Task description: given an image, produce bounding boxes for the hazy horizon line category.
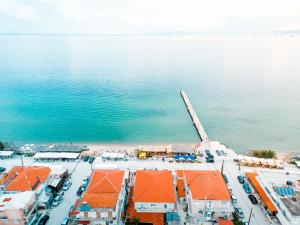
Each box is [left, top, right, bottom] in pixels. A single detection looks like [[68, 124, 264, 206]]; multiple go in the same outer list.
[[0, 30, 299, 36]]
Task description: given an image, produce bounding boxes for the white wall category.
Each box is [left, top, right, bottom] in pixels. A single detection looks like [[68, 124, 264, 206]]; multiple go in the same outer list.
[[134, 202, 175, 212]]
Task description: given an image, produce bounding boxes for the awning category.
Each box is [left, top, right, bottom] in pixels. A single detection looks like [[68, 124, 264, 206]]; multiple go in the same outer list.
[[246, 172, 278, 214]]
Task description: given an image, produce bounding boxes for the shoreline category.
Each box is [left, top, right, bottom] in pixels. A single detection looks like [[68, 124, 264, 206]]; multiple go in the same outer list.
[[3, 141, 299, 158]]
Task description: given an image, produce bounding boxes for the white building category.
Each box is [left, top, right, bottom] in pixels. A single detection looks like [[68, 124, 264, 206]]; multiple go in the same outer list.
[[76, 170, 128, 225], [178, 170, 234, 222], [133, 170, 176, 213]]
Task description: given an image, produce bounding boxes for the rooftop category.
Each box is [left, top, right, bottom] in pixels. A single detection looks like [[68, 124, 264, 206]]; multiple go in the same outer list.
[[246, 172, 278, 214], [0, 191, 35, 210], [133, 170, 176, 203], [179, 170, 231, 200], [81, 170, 125, 209], [2, 166, 51, 192]]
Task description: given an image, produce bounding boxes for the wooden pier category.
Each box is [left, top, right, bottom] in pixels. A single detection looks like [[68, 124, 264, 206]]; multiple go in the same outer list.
[[180, 91, 209, 142]]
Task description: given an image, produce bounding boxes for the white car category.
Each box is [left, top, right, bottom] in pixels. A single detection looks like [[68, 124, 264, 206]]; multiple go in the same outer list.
[[63, 180, 72, 191], [52, 195, 63, 207], [231, 194, 237, 204], [82, 177, 89, 187]]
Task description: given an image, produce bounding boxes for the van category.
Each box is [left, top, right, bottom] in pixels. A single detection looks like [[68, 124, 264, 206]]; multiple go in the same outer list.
[[231, 194, 237, 204]]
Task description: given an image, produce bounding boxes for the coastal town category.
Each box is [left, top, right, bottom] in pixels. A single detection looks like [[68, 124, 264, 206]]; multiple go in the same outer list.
[[0, 93, 299, 225], [0, 142, 299, 225]]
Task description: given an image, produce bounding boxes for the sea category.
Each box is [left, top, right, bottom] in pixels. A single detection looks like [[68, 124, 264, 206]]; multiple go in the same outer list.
[[0, 34, 299, 152]]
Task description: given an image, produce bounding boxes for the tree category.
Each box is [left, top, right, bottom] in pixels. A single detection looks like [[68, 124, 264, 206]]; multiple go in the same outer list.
[[131, 217, 139, 225], [251, 149, 276, 159], [0, 141, 4, 151]]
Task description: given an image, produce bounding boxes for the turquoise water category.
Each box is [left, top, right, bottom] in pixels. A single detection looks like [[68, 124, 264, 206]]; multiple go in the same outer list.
[[0, 35, 299, 152]]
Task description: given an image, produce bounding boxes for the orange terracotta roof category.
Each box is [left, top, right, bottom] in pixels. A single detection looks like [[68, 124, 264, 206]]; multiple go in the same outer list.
[[0, 166, 24, 185], [128, 187, 164, 225], [176, 170, 184, 178], [246, 172, 277, 214], [177, 179, 185, 198], [3, 166, 51, 191], [133, 170, 176, 203], [179, 170, 230, 200], [218, 219, 234, 225], [82, 170, 124, 209]]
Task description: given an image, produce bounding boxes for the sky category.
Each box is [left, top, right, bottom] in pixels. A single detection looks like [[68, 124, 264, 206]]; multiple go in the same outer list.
[[0, 0, 299, 34]]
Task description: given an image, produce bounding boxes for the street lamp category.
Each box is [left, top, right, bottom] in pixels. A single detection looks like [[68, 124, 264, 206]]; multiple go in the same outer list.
[[248, 208, 253, 224]]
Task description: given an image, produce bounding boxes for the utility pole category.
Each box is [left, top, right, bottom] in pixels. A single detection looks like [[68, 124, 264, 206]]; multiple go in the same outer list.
[[221, 160, 224, 174], [248, 208, 253, 224], [20, 154, 24, 166]]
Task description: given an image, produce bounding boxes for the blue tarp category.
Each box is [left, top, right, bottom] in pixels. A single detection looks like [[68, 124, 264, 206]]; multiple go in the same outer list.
[[165, 212, 180, 221], [174, 155, 196, 161], [275, 187, 295, 196]]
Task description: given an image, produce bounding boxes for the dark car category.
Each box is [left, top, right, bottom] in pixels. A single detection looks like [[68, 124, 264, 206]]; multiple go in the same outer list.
[[88, 157, 95, 164], [248, 194, 258, 204], [206, 156, 214, 163], [0, 167, 6, 173], [82, 156, 89, 162], [77, 186, 84, 196], [234, 207, 244, 219], [216, 150, 222, 156], [237, 176, 244, 184], [205, 149, 211, 156], [221, 150, 227, 156], [38, 215, 49, 225], [223, 174, 228, 183]]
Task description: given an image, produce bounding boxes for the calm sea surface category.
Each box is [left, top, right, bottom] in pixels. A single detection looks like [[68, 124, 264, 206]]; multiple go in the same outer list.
[[0, 35, 299, 152]]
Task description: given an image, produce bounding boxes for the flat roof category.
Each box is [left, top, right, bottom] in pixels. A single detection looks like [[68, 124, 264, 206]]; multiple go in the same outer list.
[[33, 152, 79, 159], [0, 191, 35, 210], [133, 170, 176, 203], [171, 144, 195, 153], [0, 151, 15, 156]]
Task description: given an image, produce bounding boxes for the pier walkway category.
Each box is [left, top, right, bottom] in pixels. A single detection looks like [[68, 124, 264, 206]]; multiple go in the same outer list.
[[180, 91, 209, 142]]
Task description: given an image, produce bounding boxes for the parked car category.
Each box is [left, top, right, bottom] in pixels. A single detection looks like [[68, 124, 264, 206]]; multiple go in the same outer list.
[[206, 156, 214, 163], [222, 174, 228, 183], [216, 150, 222, 156], [77, 186, 84, 196], [82, 177, 89, 187], [38, 214, 49, 225], [221, 150, 228, 156], [286, 180, 293, 186], [234, 207, 244, 219], [61, 218, 69, 225], [227, 185, 233, 194], [248, 194, 258, 204], [63, 180, 72, 191], [243, 183, 252, 194], [205, 149, 212, 156], [237, 175, 245, 184], [0, 167, 6, 173], [88, 157, 95, 164], [53, 195, 63, 207], [82, 156, 89, 162], [231, 194, 237, 204]]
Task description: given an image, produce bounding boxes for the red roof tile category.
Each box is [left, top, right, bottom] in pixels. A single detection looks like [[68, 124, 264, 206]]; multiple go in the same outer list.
[[179, 170, 230, 200], [3, 166, 51, 192], [82, 170, 124, 209], [133, 170, 176, 203]]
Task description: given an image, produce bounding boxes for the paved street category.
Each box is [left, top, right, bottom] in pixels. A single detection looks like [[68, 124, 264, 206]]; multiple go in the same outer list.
[[0, 150, 282, 225]]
